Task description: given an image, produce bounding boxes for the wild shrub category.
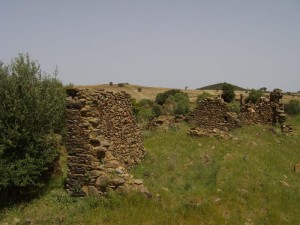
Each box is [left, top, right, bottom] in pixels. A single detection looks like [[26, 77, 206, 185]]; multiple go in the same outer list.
[[245, 89, 265, 103], [228, 101, 240, 113], [131, 99, 161, 123], [168, 93, 190, 115], [152, 103, 162, 117], [0, 54, 66, 199], [155, 89, 185, 105], [139, 99, 154, 107], [285, 100, 300, 115], [221, 83, 236, 103]]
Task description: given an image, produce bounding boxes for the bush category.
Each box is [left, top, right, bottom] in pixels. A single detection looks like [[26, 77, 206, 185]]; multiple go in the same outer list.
[[285, 100, 300, 115], [0, 54, 66, 199], [131, 98, 140, 116], [221, 83, 236, 103], [137, 87, 142, 92], [245, 89, 265, 103], [139, 99, 154, 107], [155, 89, 186, 105], [196, 92, 214, 102], [109, 82, 113, 86], [131, 99, 161, 123], [228, 101, 240, 113], [137, 108, 155, 123], [168, 93, 190, 115], [152, 103, 162, 117]]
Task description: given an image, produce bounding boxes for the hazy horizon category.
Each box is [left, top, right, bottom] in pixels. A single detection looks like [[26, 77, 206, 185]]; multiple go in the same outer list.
[[1, 1, 299, 91]]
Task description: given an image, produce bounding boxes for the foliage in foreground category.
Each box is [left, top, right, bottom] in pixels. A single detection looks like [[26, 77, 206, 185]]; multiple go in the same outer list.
[[0, 54, 66, 200], [1, 116, 300, 224]]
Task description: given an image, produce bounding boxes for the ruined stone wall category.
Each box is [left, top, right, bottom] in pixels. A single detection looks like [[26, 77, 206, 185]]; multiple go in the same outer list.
[[238, 89, 286, 126], [188, 98, 241, 131], [65, 88, 148, 197], [238, 98, 275, 125], [187, 89, 291, 136]]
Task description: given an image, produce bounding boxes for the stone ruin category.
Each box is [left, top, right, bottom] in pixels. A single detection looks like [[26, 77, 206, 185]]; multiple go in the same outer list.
[[239, 89, 292, 134], [239, 89, 285, 125], [187, 89, 293, 136], [187, 97, 241, 132], [65, 88, 150, 197]]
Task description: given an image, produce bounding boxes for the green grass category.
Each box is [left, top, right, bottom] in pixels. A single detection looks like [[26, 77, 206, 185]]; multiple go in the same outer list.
[[1, 116, 300, 224]]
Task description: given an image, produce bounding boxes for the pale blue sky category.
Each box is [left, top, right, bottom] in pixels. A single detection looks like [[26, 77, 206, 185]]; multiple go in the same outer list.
[[1, 0, 299, 91]]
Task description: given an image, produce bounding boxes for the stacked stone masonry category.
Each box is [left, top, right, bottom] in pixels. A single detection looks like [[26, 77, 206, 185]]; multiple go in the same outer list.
[[187, 89, 292, 135], [239, 89, 286, 126], [66, 88, 149, 197], [187, 98, 241, 131]]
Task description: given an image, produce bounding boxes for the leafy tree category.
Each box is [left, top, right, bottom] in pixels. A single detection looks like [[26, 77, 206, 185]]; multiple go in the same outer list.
[[221, 83, 236, 103], [0, 54, 66, 200], [245, 89, 265, 103]]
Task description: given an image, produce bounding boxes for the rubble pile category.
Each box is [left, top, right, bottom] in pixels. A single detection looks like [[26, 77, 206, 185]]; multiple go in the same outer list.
[[188, 127, 233, 139]]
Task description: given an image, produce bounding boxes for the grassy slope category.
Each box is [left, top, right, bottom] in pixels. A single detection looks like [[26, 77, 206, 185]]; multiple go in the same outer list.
[[1, 116, 300, 225]]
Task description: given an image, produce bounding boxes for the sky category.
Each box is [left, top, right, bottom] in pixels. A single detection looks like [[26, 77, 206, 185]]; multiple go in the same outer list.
[[0, 0, 299, 91]]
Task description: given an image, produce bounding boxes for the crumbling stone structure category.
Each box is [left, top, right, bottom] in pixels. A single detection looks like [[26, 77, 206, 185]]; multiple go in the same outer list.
[[187, 98, 241, 131], [66, 88, 149, 197], [239, 89, 292, 134], [187, 89, 292, 136], [238, 96, 275, 125]]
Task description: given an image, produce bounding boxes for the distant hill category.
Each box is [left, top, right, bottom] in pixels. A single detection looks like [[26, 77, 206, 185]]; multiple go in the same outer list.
[[197, 82, 247, 91]]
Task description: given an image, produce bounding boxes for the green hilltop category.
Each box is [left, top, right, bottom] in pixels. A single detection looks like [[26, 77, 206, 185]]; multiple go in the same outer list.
[[197, 82, 247, 91]]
